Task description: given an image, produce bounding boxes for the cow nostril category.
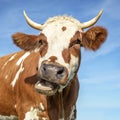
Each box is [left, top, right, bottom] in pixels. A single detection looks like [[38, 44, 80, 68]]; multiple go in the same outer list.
[[57, 67, 66, 79], [57, 67, 64, 75]]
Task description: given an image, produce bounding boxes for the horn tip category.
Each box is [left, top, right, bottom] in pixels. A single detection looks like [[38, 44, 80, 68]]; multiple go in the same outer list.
[[23, 10, 26, 16], [99, 9, 104, 15]]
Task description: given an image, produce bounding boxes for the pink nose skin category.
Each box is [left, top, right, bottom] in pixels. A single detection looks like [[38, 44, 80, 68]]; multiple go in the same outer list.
[[40, 63, 67, 84]]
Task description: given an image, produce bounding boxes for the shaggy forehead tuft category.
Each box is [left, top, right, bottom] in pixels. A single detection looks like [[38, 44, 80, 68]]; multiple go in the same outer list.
[[44, 16, 81, 27]]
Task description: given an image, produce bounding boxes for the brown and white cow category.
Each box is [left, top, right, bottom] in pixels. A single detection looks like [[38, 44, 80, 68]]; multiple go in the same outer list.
[[0, 10, 107, 120]]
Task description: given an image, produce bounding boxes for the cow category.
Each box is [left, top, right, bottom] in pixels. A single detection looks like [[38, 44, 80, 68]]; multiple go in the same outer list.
[[0, 10, 107, 120]]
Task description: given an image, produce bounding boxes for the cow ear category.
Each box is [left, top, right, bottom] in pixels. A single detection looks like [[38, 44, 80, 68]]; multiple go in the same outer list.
[[81, 26, 108, 51], [12, 32, 39, 51]]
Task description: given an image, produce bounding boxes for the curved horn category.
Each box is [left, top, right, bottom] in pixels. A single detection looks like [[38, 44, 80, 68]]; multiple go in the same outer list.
[[81, 10, 103, 29], [23, 11, 44, 30]]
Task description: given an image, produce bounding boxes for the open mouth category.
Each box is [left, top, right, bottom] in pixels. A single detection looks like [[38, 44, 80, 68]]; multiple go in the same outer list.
[[35, 78, 59, 96]]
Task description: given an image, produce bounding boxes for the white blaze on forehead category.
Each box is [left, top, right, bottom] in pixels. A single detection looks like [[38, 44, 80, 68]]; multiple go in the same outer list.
[[24, 107, 39, 120], [11, 52, 30, 87], [39, 17, 81, 74]]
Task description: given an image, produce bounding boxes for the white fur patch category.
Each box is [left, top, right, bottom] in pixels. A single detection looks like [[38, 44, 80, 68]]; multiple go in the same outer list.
[[40, 102, 45, 111], [24, 107, 39, 120], [34, 48, 40, 53], [11, 61, 24, 87], [69, 105, 76, 120], [2, 53, 17, 69], [42, 117, 47, 120], [11, 52, 30, 87], [16, 52, 30, 66]]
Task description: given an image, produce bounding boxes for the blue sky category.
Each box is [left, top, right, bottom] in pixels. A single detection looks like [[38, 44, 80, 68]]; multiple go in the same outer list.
[[0, 0, 120, 120]]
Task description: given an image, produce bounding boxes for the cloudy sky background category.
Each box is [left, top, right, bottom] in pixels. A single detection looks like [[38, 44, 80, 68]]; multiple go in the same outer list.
[[0, 0, 120, 120]]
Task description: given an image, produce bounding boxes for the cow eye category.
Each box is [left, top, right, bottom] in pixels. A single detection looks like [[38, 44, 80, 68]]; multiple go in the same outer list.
[[69, 39, 81, 48], [74, 39, 81, 44], [39, 39, 44, 45]]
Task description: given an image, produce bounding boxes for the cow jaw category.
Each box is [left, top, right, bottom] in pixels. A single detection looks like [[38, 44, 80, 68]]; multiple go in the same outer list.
[[35, 78, 59, 96]]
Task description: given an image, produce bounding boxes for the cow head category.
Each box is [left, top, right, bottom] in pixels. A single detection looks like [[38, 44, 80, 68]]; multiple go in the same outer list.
[[12, 10, 107, 96]]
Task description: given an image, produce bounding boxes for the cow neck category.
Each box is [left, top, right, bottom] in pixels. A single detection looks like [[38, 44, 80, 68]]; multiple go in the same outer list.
[[47, 76, 78, 120], [58, 91, 64, 119], [58, 79, 73, 120]]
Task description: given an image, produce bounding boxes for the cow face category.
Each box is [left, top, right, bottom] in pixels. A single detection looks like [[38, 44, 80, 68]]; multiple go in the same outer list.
[[12, 11, 107, 96], [37, 19, 82, 95]]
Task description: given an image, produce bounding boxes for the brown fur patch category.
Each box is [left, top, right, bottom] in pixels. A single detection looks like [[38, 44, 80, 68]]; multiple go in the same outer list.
[[12, 33, 48, 53], [70, 31, 81, 45], [69, 31, 81, 57], [82, 26, 108, 51], [62, 49, 71, 63], [12, 33, 39, 51], [38, 34, 48, 57], [40, 44, 48, 57], [69, 45, 80, 57], [49, 56, 57, 62], [62, 26, 67, 31]]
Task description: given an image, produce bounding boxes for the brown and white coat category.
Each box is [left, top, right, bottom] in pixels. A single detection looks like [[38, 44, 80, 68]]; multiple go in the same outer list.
[[0, 10, 107, 120]]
